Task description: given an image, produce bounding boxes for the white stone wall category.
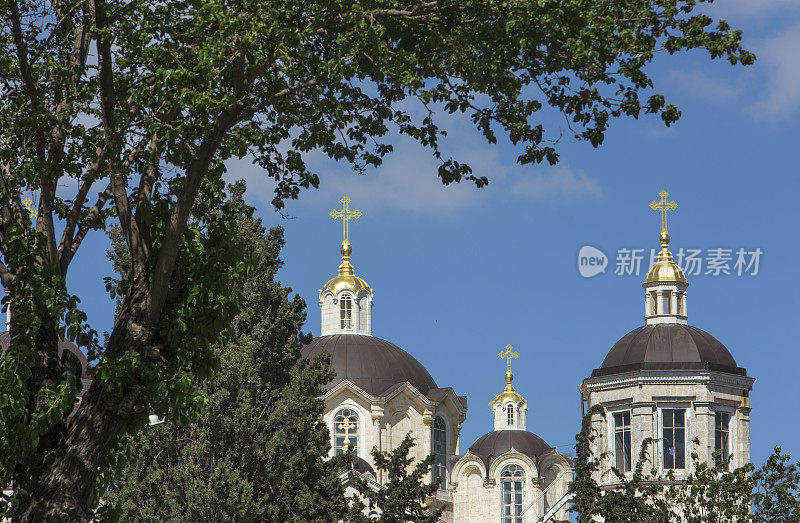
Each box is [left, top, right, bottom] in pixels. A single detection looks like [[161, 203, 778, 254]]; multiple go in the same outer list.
[[322, 381, 466, 489], [582, 371, 755, 486], [451, 452, 571, 522], [492, 400, 527, 431], [320, 289, 373, 336]]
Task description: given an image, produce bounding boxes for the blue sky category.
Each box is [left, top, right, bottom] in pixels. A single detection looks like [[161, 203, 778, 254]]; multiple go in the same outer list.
[[22, 0, 799, 467]]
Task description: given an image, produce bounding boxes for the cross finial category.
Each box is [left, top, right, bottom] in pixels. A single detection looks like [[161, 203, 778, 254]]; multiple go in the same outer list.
[[649, 189, 678, 234], [329, 196, 362, 243], [22, 197, 37, 220], [498, 344, 519, 371]]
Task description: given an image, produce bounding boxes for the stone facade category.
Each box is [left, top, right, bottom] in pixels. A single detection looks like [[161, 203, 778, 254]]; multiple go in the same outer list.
[[450, 449, 572, 523], [581, 370, 754, 486]]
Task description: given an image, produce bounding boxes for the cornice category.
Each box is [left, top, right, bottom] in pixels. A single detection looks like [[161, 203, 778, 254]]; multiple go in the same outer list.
[[583, 370, 755, 393]]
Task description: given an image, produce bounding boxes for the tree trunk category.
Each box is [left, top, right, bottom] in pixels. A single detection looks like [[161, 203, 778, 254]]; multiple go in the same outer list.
[[11, 300, 153, 522]]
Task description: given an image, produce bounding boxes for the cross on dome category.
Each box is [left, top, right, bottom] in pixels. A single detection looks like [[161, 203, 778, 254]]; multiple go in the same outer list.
[[330, 196, 362, 243], [498, 344, 519, 371], [22, 197, 37, 220], [649, 189, 678, 235]]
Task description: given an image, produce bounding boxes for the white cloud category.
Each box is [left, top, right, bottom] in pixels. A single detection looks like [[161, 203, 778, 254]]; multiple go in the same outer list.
[[712, 0, 800, 17], [668, 68, 740, 102], [511, 165, 602, 201], [224, 108, 603, 217], [750, 25, 800, 119]]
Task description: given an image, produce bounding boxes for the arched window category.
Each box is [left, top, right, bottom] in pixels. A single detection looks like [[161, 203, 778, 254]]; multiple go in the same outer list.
[[333, 408, 359, 455], [501, 463, 525, 523], [432, 417, 447, 487], [507, 403, 515, 426], [340, 294, 353, 329]]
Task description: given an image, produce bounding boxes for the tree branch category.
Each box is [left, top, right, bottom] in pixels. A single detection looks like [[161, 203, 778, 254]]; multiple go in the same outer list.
[[148, 105, 242, 324], [58, 181, 113, 274]]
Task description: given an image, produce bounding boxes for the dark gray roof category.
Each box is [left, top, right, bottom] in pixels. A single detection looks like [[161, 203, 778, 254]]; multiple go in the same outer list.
[[352, 455, 375, 477], [0, 331, 90, 380], [592, 324, 746, 377], [300, 334, 438, 397], [468, 430, 554, 463]]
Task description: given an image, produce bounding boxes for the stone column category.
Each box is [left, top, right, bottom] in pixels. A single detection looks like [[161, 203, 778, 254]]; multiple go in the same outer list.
[[670, 291, 678, 316], [683, 292, 688, 317], [645, 292, 652, 318], [423, 413, 434, 483], [737, 406, 752, 468], [632, 402, 655, 474], [692, 401, 715, 466], [656, 290, 664, 315], [371, 407, 384, 483]]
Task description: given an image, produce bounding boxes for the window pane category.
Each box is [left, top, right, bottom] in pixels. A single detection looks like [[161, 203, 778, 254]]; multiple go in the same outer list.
[[664, 429, 674, 469], [624, 431, 632, 472], [675, 428, 685, 469]]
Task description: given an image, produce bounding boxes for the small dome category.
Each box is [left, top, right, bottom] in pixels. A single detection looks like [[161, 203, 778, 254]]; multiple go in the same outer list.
[[320, 274, 372, 298], [644, 259, 687, 284], [469, 430, 553, 462], [593, 324, 746, 377], [643, 231, 687, 284], [301, 334, 437, 396], [352, 455, 375, 477]]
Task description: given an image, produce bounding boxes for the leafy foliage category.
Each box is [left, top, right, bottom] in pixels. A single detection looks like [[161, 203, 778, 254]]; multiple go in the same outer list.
[[569, 406, 800, 522], [0, 0, 755, 516], [350, 433, 443, 523], [102, 182, 350, 521]]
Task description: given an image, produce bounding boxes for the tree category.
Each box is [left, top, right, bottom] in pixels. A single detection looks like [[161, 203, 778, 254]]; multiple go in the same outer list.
[[100, 183, 350, 521], [569, 406, 800, 522], [0, 0, 754, 518], [350, 433, 443, 523], [751, 447, 800, 522]]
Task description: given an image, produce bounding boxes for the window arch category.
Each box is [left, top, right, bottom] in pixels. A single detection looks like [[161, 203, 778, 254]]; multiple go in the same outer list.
[[501, 463, 525, 523], [340, 294, 353, 329], [506, 403, 515, 426], [432, 417, 447, 487], [333, 407, 359, 456]]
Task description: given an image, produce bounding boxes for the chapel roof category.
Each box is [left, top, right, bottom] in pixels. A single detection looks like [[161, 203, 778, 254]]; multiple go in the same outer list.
[[592, 323, 746, 377], [301, 334, 441, 398], [468, 430, 554, 464]]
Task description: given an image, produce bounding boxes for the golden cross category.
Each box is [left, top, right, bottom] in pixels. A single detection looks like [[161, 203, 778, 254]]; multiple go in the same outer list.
[[649, 189, 678, 233], [498, 344, 519, 371], [329, 196, 362, 242], [22, 197, 37, 220], [338, 421, 356, 432]]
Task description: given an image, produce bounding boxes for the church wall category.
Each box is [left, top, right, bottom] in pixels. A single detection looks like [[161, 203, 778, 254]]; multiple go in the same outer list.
[[584, 371, 754, 486], [323, 390, 374, 462]]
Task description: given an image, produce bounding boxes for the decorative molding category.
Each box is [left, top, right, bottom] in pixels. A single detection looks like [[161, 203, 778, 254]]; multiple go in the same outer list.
[[584, 371, 755, 393]]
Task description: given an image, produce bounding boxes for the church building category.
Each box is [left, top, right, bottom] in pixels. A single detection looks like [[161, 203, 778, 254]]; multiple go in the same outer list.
[[580, 191, 754, 487], [300, 197, 573, 522]]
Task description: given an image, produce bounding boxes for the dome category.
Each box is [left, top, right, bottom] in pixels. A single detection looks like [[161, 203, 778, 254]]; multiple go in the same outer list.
[[468, 430, 553, 462], [301, 334, 437, 396], [352, 455, 375, 477], [320, 274, 372, 298], [0, 331, 90, 380], [592, 324, 746, 377], [644, 230, 687, 284], [644, 259, 687, 284]]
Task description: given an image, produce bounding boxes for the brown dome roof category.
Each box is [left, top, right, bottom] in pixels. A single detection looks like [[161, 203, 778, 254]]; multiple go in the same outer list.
[[0, 331, 90, 380], [592, 324, 746, 377], [469, 430, 554, 462], [300, 334, 437, 396]]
